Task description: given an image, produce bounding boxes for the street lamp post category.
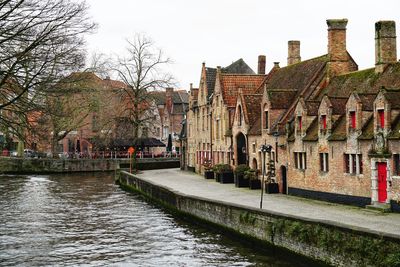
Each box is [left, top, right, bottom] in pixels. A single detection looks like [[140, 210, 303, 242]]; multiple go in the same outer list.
[[260, 143, 272, 209]]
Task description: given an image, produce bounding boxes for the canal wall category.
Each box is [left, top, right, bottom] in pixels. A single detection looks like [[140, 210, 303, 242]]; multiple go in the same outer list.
[[0, 157, 180, 174], [118, 171, 400, 267]]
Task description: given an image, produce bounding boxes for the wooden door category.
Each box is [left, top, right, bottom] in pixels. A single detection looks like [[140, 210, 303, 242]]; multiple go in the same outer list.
[[377, 162, 387, 203]]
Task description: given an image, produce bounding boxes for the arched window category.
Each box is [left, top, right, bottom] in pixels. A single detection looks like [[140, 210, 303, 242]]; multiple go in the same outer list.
[[238, 105, 243, 126]]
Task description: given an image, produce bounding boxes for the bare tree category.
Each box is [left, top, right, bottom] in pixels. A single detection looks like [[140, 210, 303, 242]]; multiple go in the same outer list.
[[114, 34, 174, 139], [0, 0, 96, 151]]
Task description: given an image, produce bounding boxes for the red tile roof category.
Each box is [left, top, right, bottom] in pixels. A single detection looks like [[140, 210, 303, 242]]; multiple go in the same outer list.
[[242, 94, 262, 126], [220, 74, 265, 107]]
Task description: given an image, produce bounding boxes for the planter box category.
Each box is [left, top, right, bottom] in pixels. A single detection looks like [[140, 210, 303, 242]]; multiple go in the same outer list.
[[249, 179, 261, 190], [204, 170, 214, 179], [266, 182, 279, 194], [234, 173, 249, 187], [215, 173, 221, 183], [220, 172, 234, 184]]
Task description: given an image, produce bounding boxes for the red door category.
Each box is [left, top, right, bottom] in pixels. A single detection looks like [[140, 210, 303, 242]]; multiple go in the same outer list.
[[377, 162, 387, 203]]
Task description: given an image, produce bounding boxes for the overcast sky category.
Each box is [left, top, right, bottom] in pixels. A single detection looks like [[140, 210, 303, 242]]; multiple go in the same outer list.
[[86, 0, 399, 90]]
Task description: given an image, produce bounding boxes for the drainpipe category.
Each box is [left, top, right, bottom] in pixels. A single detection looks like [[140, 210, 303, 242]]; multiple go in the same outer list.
[[210, 110, 213, 165], [246, 133, 249, 166]]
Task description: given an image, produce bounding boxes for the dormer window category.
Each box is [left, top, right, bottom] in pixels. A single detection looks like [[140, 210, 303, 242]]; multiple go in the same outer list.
[[264, 110, 269, 129], [378, 109, 384, 129], [297, 116, 302, 131], [321, 115, 327, 130], [349, 111, 356, 129]]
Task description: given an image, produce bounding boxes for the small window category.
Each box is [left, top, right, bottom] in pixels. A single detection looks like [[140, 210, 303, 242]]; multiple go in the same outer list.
[[264, 111, 269, 129], [252, 143, 256, 153], [297, 116, 302, 131], [394, 154, 400, 176], [344, 153, 363, 174], [349, 111, 356, 129], [294, 152, 307, 170], [378, 109, 384, 129], [321, 115, 327, 130], [238, 106, 243, 126], [319, 153, 329, 172]]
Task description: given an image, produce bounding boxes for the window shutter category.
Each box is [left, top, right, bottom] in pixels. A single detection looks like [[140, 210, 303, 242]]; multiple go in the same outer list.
[[378, 110, 384, 129], [350, 112, 356, 129]]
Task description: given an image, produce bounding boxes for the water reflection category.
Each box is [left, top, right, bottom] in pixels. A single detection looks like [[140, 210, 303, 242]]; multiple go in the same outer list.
[[0, 172, 322, 266]]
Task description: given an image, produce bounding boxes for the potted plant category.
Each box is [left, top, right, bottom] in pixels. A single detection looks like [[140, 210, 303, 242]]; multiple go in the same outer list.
[[265, 174, 280, 193], [246, 169, 261, 189], [213, 164, 223, 182], [218, 164, 234, 184], [203, 160, 214, 179], [234, 164, 250, 187]]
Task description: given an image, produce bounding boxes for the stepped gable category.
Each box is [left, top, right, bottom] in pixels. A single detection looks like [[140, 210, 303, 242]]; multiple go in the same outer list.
[[318, 62, 400, 99], [220, 74, 265, 108], [241, 94, 262, 125]]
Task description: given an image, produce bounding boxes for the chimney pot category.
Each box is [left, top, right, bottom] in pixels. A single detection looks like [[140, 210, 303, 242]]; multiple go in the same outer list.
[[273, 62, 280, 68], [287, 40, 301, 65], [375, 20, 397, 73], [257, 55, 266, 74]]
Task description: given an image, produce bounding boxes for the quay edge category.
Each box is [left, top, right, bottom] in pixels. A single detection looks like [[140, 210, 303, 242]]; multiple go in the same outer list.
[[117, 170, 400, 267]]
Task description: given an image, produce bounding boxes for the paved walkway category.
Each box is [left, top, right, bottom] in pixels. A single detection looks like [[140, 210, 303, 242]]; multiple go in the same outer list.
[[135, 168, 400, 238]]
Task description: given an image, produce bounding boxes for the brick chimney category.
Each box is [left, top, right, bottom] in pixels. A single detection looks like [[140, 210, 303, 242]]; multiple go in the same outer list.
[[327, 19, 352, 77], [166, 87, 173, 113], [258, 55, 266, 74], [287, 40, 301, 65], [375, 20, 397, 73]]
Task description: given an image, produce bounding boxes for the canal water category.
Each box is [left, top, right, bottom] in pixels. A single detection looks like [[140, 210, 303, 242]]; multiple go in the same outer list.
[[0, 172, 321, 266]]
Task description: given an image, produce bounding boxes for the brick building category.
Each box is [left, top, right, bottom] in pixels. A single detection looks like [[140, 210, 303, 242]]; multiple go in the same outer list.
[[152, 87, 189, 154], [184, 19, 400, 211]]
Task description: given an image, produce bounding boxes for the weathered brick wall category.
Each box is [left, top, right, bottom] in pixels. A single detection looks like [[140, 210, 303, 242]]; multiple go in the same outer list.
[[287, 140, 372, 199]]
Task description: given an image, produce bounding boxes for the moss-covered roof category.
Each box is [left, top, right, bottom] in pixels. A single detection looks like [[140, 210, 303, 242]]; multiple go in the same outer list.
[[303, 117, 319, 141], [388, 113, 400, 139], [329, 97, 348, 115], [327, 114, 347, 141], [305, 101, 320, 116], [358, 93, 376, 111], [242, 94, 262, 126], [267, 89, 298, 109], [248, 116, 261, 136], [358, 115, 374, 140], [384, 89, 400, 109], [265, 55, 328, 91], [318, 62, 400, 99]]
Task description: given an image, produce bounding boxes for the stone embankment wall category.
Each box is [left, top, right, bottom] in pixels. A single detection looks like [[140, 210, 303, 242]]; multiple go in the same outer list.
[[0, 157, 180, 174], [118, 171, 400, 267]]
